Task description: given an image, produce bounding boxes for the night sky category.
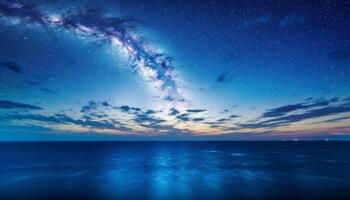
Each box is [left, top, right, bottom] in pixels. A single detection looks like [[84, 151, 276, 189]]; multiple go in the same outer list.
[[0, 0, 350, 140]]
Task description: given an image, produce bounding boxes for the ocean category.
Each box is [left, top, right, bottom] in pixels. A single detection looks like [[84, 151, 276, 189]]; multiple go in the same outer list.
[[0, 141, 349, 199]]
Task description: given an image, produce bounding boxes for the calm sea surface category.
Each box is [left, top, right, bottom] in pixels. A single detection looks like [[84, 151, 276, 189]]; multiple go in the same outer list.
[[0, 141, 350, 200]]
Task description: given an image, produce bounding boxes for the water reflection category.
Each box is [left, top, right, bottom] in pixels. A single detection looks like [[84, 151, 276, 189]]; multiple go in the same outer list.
[[0, 142, 350, 199]]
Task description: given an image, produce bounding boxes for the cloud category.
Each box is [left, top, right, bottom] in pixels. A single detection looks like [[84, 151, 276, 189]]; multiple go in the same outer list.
[[25, 79, 58, 95], [1, 62, 22, 74], [280, 12, 306, 27], [80, 101, 162, 129], [5, 112, 132, 132], [217, 118, 230, 122], [119, 105, 141, 113], [186, 109, 206, 113], [164, 96, 174, 101], [134, 113, 165, 125], [191, 117, 205, 122], [237, 15, 270, 30], [262, 98, 338, 118], [80, 101, 115, 118], [229, 115, 240, 118], [312, 116, 350, 124], [0, 100, 42, 110], [238, 98, 350, 129], [216, 71, 233, 83], [328, 49, 350, 60], [102, 101, 110, 107], [80, 101, 98, 113], [169, 108, 179, 116], [144, 109, 157, 115], [176, 113, 190, 122]]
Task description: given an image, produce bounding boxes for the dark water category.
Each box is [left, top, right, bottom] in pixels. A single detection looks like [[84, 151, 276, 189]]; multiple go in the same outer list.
[[0, 141, 350, 200]]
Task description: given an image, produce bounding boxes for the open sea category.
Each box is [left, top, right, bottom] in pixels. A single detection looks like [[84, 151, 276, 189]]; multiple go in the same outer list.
[[0, 141, 350, 200]]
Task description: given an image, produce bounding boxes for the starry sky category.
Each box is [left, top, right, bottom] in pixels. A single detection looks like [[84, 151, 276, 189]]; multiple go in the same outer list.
[[0, 0, 350, 140]]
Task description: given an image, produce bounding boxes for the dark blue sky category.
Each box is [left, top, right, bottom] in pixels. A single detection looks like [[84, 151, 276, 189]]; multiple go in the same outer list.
[[0, 0, 349, 140]]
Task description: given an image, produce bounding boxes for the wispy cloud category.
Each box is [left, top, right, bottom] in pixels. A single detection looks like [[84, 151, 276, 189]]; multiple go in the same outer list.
[[80, 101, 98, 113], [229, 115, 240, 118], [4, 113, 132, 132], [169, 108, 179, 116], [262, 98, 339, 118], [1, 62, 22, 74], [238, 97, 350, 129], [216, 71, 233, 83], [118, 105, 142, 114], [186, 109, 206, 113], [312, 116, 350, 124], [176, 113, 190, 122], [0, 100, 42, 110]]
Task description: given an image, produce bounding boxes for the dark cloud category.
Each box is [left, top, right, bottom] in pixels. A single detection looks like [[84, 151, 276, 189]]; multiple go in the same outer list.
[[1, 62, 22, 74], [5, 113, 131, 132], [80, 100, 114, 114], [205, 121, 225, 125], [203, 117, 233, 127], [209, 124, 222, 129], [312, 116, 350, 124], [144, 109, 157, 115], [217, 118, 230, 122], [0, 100, 42, 110], [191, 118, 205, 122], [229, 115, 240, 118], [216, 71, 233, 83], [118, 105, 142, 114], [176, 113, 190, 122], [262, 98, 338, 118], [186, 109, 206, 113], [102, 101, 110, 107], [134, 114, 165, 125], [80, 102, 160, 127], [137, 123, 186, 134], [328, 49, 350, 60], [88, 112, 109, 119], [81, 101, 98, 113], [164, 96, 174, 101], [25, 79, 57, 95], [239, 100, 350, 129], [169, 108, 179, 116]]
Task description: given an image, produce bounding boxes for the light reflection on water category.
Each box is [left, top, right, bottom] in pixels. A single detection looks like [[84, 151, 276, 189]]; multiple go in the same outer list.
[[0, 141, 350, 199]]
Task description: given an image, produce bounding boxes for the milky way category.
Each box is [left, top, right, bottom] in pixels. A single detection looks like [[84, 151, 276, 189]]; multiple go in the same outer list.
[[0, 1, 182, 102]]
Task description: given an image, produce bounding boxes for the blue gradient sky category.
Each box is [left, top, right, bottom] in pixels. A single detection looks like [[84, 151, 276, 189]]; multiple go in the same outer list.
[[0, 0, 350, 140]]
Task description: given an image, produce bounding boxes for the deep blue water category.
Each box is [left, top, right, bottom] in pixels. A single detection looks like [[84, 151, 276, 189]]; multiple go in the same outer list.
[[0, 141, 350, 200]]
